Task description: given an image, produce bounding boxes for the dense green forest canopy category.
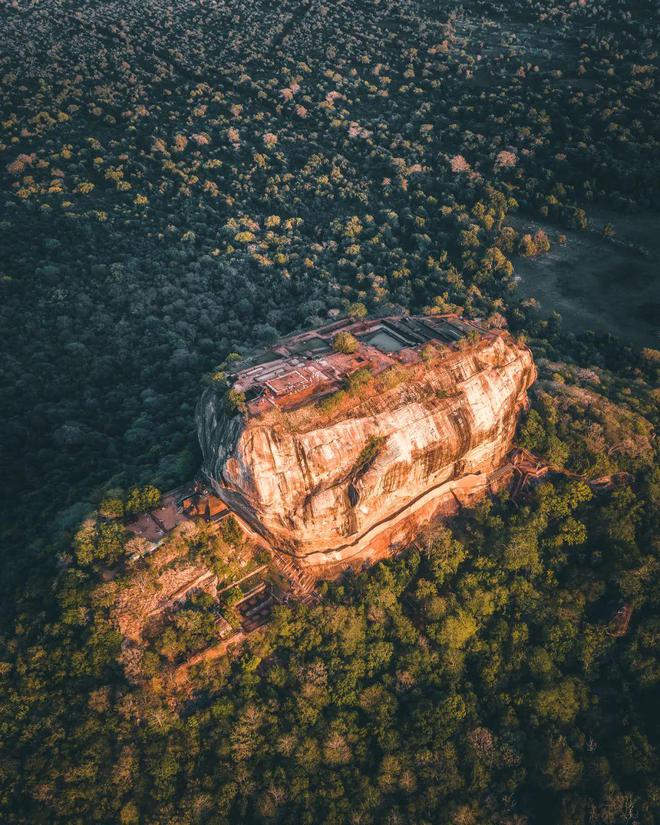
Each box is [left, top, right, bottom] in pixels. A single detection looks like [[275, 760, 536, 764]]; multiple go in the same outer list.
[[0, 0, 658, 822]]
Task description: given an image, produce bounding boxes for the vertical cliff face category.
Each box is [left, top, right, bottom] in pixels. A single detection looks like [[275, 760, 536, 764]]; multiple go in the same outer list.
[[197, 320, 536, 565]]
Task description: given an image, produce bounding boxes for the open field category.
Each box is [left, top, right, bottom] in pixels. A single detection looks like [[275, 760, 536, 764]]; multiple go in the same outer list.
[[513, 210, 660, 348]]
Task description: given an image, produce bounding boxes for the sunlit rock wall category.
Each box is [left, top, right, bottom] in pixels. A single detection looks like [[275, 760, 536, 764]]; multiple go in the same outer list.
[[197, 332, 535, 565]]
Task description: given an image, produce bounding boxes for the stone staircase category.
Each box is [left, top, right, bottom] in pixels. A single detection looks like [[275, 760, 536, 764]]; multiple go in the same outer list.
[[272, 554, 320, 605], [240, 592, 275, 633]]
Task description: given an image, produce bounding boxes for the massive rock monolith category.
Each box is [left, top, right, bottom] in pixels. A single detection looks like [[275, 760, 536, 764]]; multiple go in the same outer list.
[[197, 316, 535, 569]]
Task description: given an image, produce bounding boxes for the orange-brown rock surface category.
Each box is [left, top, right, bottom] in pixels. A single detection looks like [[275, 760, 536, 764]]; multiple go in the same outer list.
[[197, 319, 535, 567]]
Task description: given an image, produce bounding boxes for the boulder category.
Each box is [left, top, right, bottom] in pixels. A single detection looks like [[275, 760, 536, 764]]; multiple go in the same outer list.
[[197, 322, 535, 567]]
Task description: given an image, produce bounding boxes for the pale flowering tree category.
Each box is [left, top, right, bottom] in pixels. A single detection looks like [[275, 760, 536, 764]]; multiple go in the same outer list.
[[279, 82, 300, 101], [348, 122, 371, 139], [485, 312, 508, 329], [117, 643, 146, 685], [243, 216, 260, 232], [450, 154, 470, 173], [124, 536, 152, 559], [7, 153, 35, 175], [191, 133, 210, 146], [467, 726, 495, 756], [263, 132, 278, 148], [495, 150, 517, 169], [227, 127, 240, 147]]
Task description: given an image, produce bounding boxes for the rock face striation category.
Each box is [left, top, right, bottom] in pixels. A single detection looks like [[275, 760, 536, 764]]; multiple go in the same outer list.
[[197, 316, 536, 569]]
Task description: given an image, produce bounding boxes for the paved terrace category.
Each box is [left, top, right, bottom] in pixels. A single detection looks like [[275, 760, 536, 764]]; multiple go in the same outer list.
[[230, 315, 491, 415]]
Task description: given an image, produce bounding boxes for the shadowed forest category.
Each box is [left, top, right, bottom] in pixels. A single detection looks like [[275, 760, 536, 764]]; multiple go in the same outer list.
[[0, 0, 658, 823]]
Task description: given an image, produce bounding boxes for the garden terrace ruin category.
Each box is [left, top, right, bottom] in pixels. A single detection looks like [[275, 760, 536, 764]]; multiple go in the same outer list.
[[124, 482, 230, 554], [227, 315, 482, 415], [197, 315, 536, 571]]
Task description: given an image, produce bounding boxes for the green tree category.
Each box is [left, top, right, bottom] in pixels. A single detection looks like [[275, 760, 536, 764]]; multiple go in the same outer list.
[[220, 515, 243, 547], [347, 302, 368, 319], [541, 737, 583, 790], [74, 518, 125, 566], [332, 331, 359, 354], [438, 610, 478, 649], [125, 485, 160, 515]]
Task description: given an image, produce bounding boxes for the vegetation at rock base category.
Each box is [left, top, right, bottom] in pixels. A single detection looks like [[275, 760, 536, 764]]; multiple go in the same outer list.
[[226, 388, 248, 414], [0, 0, 658, 822], [153, 590, 219, 664], [220, 514, 244, 548], [317, 365, 383, 415], [317, 388, 349, 415], [344, 366, 374, 395], [2, 468, 659, 824]]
